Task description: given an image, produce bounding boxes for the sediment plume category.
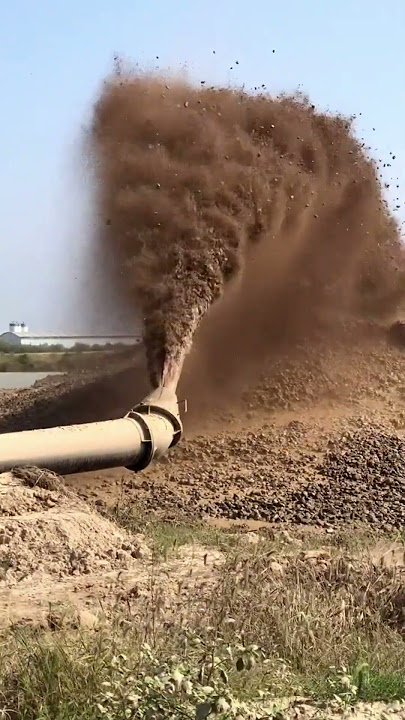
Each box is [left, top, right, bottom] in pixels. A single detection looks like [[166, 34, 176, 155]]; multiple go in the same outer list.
[[89, 71, 405, 391]]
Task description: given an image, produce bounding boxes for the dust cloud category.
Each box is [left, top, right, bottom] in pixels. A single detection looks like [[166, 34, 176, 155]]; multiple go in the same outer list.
[[89, 70, 405, 398]]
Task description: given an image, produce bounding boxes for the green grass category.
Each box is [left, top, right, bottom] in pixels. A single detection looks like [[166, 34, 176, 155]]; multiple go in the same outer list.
[[354, 669, 405, 702], [295, 665, 405, 704], [147, 522, 243, 558], [1, 516, 405, 718], [103, 501, 244, 558], [0, 619, 404, 719], [0, 627, 278, 720]]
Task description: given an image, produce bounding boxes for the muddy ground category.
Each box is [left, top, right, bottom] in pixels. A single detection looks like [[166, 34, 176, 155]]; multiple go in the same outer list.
[[0, 320, 404, 628]]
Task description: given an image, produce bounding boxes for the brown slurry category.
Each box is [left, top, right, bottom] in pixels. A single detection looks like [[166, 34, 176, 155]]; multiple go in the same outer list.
[[2, 75, 402, 435], [89, 71, 405, 393]]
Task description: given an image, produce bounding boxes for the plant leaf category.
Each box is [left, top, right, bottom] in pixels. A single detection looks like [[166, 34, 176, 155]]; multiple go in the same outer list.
[[195, 701, 213, 719]]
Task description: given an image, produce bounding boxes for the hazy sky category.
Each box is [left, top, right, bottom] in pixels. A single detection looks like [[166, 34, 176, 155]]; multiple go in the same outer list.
[[0, 0, 404, 333]]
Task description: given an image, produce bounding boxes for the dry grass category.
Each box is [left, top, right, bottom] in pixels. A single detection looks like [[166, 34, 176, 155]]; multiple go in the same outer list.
[[212, 542, 405, 686], [0, 520, 404, 718]]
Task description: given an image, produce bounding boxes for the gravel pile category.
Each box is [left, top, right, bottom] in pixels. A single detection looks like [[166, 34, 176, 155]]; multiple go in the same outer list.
[[208, 428, 405, 529], [121, 408, 405, 530], [243, 331, 403, 413]]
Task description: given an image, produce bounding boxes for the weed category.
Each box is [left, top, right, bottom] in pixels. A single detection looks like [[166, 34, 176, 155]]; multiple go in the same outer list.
[[103, 502, 242, 558]]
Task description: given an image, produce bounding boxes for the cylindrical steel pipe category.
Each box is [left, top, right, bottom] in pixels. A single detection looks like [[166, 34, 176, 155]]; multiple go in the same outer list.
[[0, 386, 183, 475]]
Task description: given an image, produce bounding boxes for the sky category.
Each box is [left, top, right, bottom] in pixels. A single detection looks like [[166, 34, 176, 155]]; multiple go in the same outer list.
[[0, 0, 404, 333]]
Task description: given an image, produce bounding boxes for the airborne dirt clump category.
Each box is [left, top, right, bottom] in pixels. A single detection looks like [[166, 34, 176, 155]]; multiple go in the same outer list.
[[0, 75, 404, 435], [89, 71, 405, 393]]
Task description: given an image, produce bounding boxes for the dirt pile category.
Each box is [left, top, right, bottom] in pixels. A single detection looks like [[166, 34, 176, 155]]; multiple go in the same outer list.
[[94, 334, 405, 531], [0, 468, 145, 587], [89, 71, 405, 394], [180, 318, 393, 420]]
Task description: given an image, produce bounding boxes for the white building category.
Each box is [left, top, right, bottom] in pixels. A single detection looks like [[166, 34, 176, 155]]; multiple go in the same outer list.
[[0, 322, 142, 349]]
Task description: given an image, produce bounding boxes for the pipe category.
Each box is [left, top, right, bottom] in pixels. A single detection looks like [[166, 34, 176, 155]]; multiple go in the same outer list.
[[0, 386, 183, 476]]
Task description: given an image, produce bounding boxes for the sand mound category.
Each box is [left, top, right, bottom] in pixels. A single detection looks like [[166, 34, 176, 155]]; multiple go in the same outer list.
[[0, 469, 145, 586], [0, 468, 225, 628]]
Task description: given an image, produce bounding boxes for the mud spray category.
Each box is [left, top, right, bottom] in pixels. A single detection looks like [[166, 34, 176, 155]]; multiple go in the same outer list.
[[89, 71, 405, 399], [1, 70, 404, 435]]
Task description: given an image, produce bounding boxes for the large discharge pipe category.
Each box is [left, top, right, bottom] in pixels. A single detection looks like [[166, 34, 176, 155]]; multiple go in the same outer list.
[[0, 386, 183, 475]]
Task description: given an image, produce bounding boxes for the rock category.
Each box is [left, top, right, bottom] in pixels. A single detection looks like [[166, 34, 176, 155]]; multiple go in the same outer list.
[[269, 561, 284, 575], [77, 609, 99, 629]]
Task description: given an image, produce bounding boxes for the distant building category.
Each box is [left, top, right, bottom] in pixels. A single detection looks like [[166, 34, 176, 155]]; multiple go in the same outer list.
[[0, 322, 142, 349]]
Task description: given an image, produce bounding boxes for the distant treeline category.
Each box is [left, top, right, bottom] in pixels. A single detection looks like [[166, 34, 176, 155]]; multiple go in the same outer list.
[[0, 342, 137, 354]]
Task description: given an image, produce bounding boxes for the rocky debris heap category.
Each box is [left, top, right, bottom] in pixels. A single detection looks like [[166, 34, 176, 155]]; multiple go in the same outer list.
[[242, 330, 404, 413], [210, 428, 405, 529]]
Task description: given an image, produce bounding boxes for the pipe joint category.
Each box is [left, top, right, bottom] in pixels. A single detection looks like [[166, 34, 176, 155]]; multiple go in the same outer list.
[[130, 403, 182, 447], [124, 386, 183, 472]]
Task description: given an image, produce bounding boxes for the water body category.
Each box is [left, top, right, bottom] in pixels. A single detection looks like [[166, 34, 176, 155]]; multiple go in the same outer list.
[[0, 372, 63, 390]]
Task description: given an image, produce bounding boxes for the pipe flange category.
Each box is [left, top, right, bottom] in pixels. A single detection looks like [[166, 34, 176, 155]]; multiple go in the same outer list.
[[125, 411, 155, 472], [132, 403, 182, 448]]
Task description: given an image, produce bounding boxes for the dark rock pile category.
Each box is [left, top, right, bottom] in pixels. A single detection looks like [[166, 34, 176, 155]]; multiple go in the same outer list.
[[210, 429, 405, 529]]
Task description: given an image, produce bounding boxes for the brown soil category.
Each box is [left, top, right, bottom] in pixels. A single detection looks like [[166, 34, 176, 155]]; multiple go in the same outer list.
[[0, 467, 222, 627], [61, 326, 405, 528]]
